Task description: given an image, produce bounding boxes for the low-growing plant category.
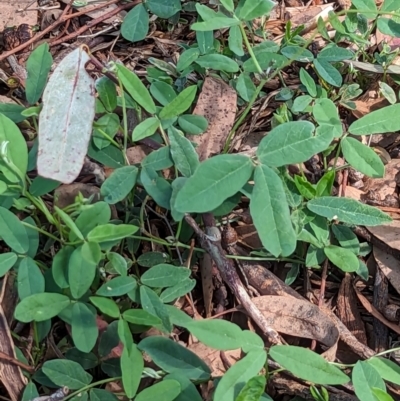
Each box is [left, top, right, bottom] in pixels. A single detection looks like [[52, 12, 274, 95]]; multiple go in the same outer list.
[[1, 0, 400, 400]]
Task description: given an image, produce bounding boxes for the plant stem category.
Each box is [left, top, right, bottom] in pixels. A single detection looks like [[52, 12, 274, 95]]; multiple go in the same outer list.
[[63, 377, 121, 401]]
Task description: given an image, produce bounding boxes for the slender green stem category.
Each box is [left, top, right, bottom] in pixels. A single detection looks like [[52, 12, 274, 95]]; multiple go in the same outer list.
[[94, 127, 121, 149], [21, 222, 61, 243], [64, 377, 121, 401], [374, 346, 400, 358], [117, 76, 129, 163], [239, 23, 263, 75]]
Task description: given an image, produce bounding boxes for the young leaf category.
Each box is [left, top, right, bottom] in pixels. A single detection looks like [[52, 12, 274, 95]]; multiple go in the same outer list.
[[121, 4, 149, 42], [0, 206, 29, 254], [71, 302, 98, 352], [121, 344, 144, 398], [135, 380, 181, 401], [55, 206, 84, 241], [168, 127, 199, 177], [100, 165, 138, 204], [195, 54, 239, 72], [186, 319, 243, 351], [236, 73, 256, 102], [214, 350, 267, 401], [160, 278, 196, 303], [317, 46, 353, 62], [324, 245, 359, 272], [313, 59, 342, 87], [312, 98, 342, 138], [341, 137, 384, 178], [38, 47, 95, 184], [348, 104, 400, 135], [141, 264, 191, 288], [18, 257, 45, 299], [96, 276, 137, 297], [68, 246, 97, 299], [141, 146, 173, 171], [116, 64, 156, 114], [30, 176, 60, 196], [256, 121, 333, 167], [228, 25, 244, 56], [146, 0, 181, 18], [250, 165, 296, 257], [237, 0, 275, 20], [178, 115, 208, 135], [123, 309, 162, 326], [159, 86, 197, 119], [150, 82, 177, 106], [331, 225, 360, 254], [220, 0, 234, 12], [307, 197, 392, 226], [379, 81, 397, 104], [87, 142, 124, 168], [132, 117, 160, 142], [270, 345, 349, 385], [352, 361, 385, 401], [15, 293, 71, 322], [90, 296, 120, 318], [140, 286, 172, 333], [0, 252, 18, 277], [367, 357, 400, 385], [96, 77, 117, 113], [372, 388, 395, 401], [141, 167, 172, 209], [87, 224, 138, 242], [163, 373, 203, 401], [191, 18, 240, 31], [138, 336, 211, 381], [299, 68, 317, 97], [235, 376, 266, 401], [52, 246, 73, 288], [42, 359, 92, 389], [174, 154, 254, 213], [25, 43, 53, 105]]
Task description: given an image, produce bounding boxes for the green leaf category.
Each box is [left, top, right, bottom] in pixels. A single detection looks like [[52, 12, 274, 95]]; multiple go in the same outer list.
[[37, 47, 95, 184], [315, 170, 335, 197], [175, 154, 254, 213], [195, 54, 239, 72], [243, 53, 287, 73], [214, 350, 267, 401], [191, 18, 240, 31], [281, 46, 314, 62], [163, 373, 203, 401], [220, 0, 234, 12], [341, 137, 384, 178], [367, 357, 400, 385], [237, 0, 275, 20], [118, 318, 133, 350], [256, 121, 332, 167], [228, 25, 244, 56], [55, 206, 84, 241], [87, 224, 138, 243], [121, 344, 143, 398], [324, 245, 359, 272], [313, 59, 342, 87], [146, 0, 181, 18], [18, 257, 45, 299], [160, 278, 196, 303], [107, 252, 128, 276], [178, 115, 208, 135], [68, 246, 97, 299], [307, 197, 392, 226], [138, 336, 211, 381], [150, 82, 177, 106], [30, 176, 60, 196], [87, 142, 124, 169], [250, 165, 296, 257], [132, 117, 160, 142], [168, 127, 199, 177], [299, 68, 317, 97], [42, 359, 92, 389], [96, 276, 137, 297], [15, 293, 71, 322], [26, 43, 53, 104], [0, 206, 29, 253], [236, 73, 256, 102], [123, 309, 162, 326], [22, 382, 39, 401], [71, 302, 98, 352], [140, 286, 172, 333], [352, 361, 385, 401], [348, 104, 400, 135], [121, 4, 149, 42], [100, 165, 138, 204], [135, 380, 181, 401], [52, 246, 73, 288], [0, 252, 17, 277], [379, 81, 397, 104], [141, 167, 172, 209], [90, 296, 120, 318], [116, 64, 156, 114], [235, 376, 266, 401], [0, 114, 28, 182], [317, 46, 353, 62], [141, 264, 191, 288], [378, 17, 400, 38], [312, 99, 342, 138], [0, 104, 26, 123], [291, 95, 313, 113], [270, 345, 349, 385], [294, 175, 316, 199], [159, 86, 197, 119], [372, 388, 395, 401], [93, 113, 120, 149], [331, 225, 360, 254], [141, 146, 173, 171], [186, 319, 243, 351], [89, 389, 118, 401], [351, 0, 377, 18], [176, 48, 200, 72], [96, 77, 117, 112]]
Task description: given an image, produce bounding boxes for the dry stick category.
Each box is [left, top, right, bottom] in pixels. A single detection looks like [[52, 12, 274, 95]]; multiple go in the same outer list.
[[185, 214, 282, 345], [0, 350, 34, 373], [50, 0, 140, 46]]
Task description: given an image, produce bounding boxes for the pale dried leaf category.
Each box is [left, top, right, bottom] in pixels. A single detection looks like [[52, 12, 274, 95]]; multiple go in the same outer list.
[[189, 77, 237, 161], [374, 246, 400, 296], [251, 295, 340, 347], [0, 2, 37, 32], [38, 47, 96, 184], [367, 220, 400, 251]]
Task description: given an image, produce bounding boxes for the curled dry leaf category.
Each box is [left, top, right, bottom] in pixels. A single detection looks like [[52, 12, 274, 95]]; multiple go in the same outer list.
[[250, 295, 339, 348], [189, 77, 237, 161], [374, 246, 400, 296], [367, 220, 400, 252], [38, 46, 96, 184]]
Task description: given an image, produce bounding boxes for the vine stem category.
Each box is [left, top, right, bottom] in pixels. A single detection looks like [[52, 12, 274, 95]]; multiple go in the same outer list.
[[63, 377, 121, 401]]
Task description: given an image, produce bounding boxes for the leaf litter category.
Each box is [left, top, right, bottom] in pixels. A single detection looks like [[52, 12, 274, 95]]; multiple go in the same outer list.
[[3, 0, 400, 400]]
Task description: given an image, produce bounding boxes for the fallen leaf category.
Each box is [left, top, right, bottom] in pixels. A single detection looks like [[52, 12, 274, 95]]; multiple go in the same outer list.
[[367, 220, 400, 252], [54, 183, 101, 208], [374, 246, 400, 296]]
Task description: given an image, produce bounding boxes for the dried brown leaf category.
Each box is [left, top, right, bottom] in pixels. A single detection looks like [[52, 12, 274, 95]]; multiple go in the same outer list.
[[374, 246, 400, 296], [367, 220, 400, 252]]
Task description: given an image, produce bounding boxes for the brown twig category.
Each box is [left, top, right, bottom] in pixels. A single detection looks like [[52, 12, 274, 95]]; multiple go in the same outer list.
[[50, 0, 140, 46], [185, 213, 282, 345], [0, 350, 34, 373]]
